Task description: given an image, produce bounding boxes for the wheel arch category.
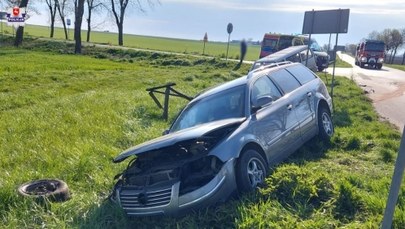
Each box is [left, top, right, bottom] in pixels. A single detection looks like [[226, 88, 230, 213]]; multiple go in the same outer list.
[[239, 142, 268, 168]]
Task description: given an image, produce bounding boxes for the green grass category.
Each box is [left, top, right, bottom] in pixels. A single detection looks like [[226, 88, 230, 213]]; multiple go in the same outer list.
[[0, 22, 262, 61], [1, 40, 405, 228], [333, 55, 353, 68], [386, 64, 405, 71]]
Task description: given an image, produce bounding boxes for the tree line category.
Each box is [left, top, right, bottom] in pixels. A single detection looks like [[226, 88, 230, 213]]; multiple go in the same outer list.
[[3, 0, 159, 53], [346, 28, 405, 65]]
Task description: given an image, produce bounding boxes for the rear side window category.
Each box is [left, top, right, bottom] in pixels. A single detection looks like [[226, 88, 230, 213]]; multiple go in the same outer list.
[[285, 64, 316, 85], [270, 69, 301, 94]]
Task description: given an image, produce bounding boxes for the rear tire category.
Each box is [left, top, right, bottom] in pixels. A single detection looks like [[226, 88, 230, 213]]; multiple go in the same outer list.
[[360, 63, 365, 68], [318, 106, 334, 142], [236, 149, 267, 193], [376, 64, 382, 70]]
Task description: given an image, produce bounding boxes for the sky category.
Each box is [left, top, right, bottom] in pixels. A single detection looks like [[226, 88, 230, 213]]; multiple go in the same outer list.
[[4, 0, 405, 47]]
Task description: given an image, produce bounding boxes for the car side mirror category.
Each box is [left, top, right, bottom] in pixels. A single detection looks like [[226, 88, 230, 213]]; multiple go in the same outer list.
[[251, 95, 273, 113], [162, 129, 169, 135]]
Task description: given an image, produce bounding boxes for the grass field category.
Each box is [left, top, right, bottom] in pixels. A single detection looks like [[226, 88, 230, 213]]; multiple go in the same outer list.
[[386, 64, 405, 71], [1, 40, 405, 228], [0, 22, 262, 61], [333, 55, 353, 68]]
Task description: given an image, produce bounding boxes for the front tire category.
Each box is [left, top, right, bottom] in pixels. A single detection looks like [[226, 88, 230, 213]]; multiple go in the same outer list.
[[236, 149, 267, 193], [318, 106, 334, 142], [376, 64, 382, 70]]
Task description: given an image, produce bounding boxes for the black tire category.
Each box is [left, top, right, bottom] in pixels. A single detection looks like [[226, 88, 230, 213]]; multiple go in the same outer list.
[[236, 149, 267, 193], [376, 64, 382, 70], [360, 63, 365, 68], [18, 179, 70, 202], [318, 106, 334, 141], [318, 67, 325, 72]]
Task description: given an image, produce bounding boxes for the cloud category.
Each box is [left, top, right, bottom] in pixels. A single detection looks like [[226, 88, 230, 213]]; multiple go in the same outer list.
[[162, 0, 405, 15]]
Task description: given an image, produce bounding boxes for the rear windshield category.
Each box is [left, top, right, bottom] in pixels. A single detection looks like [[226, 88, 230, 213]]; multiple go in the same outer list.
[[285, 64, 316, 85]]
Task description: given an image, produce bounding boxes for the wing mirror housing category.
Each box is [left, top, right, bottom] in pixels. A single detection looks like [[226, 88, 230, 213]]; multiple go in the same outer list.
[[251, 95, 273, 113]]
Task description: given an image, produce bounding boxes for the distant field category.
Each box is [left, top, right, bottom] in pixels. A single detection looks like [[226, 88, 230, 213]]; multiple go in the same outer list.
[[0, 22, 261, 61]]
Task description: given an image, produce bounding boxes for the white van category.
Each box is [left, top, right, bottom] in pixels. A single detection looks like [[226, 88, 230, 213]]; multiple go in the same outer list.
[[250, 45, 318, 72]]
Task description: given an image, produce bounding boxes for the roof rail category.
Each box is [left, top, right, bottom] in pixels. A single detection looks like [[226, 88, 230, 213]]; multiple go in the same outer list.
[[247, 61, 293, 79]]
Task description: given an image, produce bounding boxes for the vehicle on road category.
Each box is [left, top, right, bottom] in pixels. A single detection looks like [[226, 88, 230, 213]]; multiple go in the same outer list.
[[300, 36, 330, 72], [111, 62, 334, 217], [250, 45, 318, 72], [355, 39, 385, 69], [259, 33, 303, 58]]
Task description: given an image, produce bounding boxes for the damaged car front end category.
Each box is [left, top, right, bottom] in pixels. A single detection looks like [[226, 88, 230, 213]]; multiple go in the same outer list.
[[111, 119, 244, 216]]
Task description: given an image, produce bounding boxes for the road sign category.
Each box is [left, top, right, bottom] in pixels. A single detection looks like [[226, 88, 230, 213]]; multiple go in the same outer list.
[[227, 23, 233, 34], [302, 9, 350, 34]]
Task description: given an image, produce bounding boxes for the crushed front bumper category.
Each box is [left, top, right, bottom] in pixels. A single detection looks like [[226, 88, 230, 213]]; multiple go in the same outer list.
[[112, 158, 237, 216]]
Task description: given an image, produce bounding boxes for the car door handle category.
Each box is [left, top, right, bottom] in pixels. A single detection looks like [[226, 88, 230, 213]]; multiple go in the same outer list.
[[307, 92, 312, 97], [287, 104, 293, 110]]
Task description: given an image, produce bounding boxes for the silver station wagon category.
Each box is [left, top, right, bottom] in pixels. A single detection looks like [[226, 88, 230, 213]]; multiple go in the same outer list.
[[111, 62, 334, 216]]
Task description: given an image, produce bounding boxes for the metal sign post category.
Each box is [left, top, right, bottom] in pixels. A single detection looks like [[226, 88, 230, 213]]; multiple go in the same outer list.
[[302, 9, 350, 105], [226, 23, 233, 61], [382, 127, 405, 228]]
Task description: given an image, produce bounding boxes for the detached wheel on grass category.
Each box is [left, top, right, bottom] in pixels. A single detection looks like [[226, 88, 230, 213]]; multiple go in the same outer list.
[[18, 179, 70, 202], [236, 149, 267, 193], [318, 106, 334, 142]]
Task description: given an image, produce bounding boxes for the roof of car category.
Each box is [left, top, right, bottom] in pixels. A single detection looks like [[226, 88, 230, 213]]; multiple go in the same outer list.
[[255, 45, 308, 63], [193, 62, 300, 100]]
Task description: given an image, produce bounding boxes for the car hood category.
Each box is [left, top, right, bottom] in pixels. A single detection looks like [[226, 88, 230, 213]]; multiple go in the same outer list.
[[113, 117, 246, 163]]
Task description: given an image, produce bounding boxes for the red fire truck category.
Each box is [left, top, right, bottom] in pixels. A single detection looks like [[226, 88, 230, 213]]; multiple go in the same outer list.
[[259, 34, 303, 58], [355, 40, 385, 69]]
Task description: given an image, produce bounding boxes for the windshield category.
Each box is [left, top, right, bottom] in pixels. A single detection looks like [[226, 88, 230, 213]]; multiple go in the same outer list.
[[262, 38, 278, 52], [170, 86, 245, 132], [303, 37, 322, 51], [365, 42, 385, 52]]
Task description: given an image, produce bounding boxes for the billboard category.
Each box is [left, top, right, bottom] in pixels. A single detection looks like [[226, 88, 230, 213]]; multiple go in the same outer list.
[[302, 9, 350, 34]]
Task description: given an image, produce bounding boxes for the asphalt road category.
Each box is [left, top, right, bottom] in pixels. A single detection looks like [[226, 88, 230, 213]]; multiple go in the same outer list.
[[327, 53, 405, 133]]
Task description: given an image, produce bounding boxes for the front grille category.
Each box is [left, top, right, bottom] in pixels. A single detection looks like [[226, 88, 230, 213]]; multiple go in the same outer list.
[[120, 187, 172, 209]]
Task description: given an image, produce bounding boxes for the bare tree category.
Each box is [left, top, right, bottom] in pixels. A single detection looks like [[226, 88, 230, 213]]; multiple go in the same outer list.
[[109, 0, 159, 46], [345, 43, 357, 56], [74, 0, 85, 53], [368, 30, 379, 40], [55, 0, 69, 40], [13, 0, 29, 47], [86, 0, 104, 42], [4, 0, 32, 46], [44, 0, 58, 38], [378, 29, 394, 62], [401, 28, 405, 65], [390, 29, 403, 64]]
